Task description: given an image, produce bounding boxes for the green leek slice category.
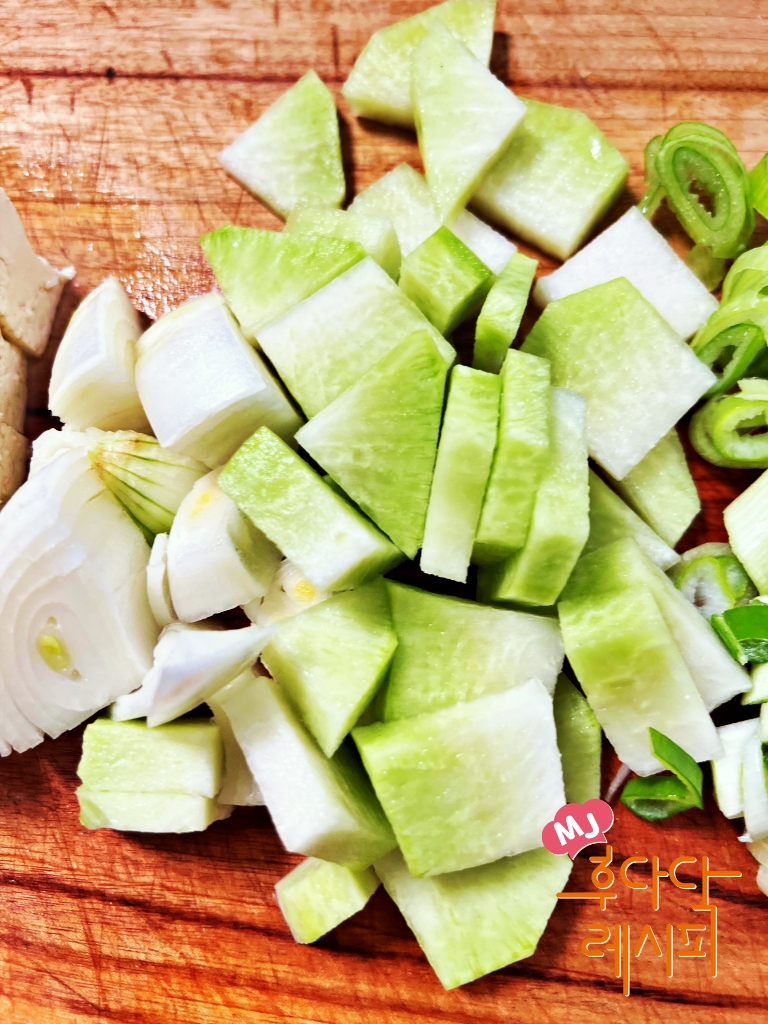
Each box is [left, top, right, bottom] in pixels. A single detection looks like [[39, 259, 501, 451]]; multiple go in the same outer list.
[[669, 542, 755, 618], [641, 122, 754, 269], [620, 728, 704, 821], [721, 244, 768, 303]]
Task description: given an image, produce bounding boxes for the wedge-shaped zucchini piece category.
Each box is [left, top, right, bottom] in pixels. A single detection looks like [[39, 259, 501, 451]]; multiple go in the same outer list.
[[565, 538, 749, 712], [610, 429, 700, 547], [276, 858, 380, 944], [350, 163, 514, 270], [286, 203, 401, 279], [375, 846, 571, 990], [553, 674, 602, 804], [522, 278, 715, 479], [295, 332, 447, 558], [200, 225, 364, 340], [534, 207, 718, 339], [213, 672, 396, 868], [77, 717, 224, 797], [220, 428, 402, 592], [473, 349, 551, 563], [261, 579, 397, 757], [412, 22, 526, 223], [478, 387, 589, 607], [582, 470, 680, 572], [725, 469, 768, 594], [382, 582, 563, 721], [473, 252, 537, 373], [77, 789, 231, 833], [355, 681, 565, 877], [342, 0, 495, 128], [473, 99, 628, 260], [399, 227, 494, 334], [421, 365, 500, 583], [218, 71, 344, 219], [258, 257, 454, 418]]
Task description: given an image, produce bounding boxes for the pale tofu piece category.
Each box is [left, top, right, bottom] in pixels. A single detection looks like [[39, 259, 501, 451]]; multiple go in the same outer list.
[[0, 333, 27, 432], [0, 189, 75, 357], [0, 423, 29, 505]]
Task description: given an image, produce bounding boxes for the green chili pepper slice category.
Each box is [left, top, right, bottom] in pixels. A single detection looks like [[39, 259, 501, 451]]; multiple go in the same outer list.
[[621, 729, 703, 821]]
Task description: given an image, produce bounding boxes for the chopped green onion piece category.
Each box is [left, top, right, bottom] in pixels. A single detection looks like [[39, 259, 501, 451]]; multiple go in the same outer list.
[[621, 728, 704, 821], [721, 243, 768, 303], [710, 393, 768, 465], [696, 323, 766, 397], [641, 122, 754, 271], [749, 154, 768, 220], [689, 398, 750, 468], [711, 603, 768, 665], [670, 542, 756, 618]]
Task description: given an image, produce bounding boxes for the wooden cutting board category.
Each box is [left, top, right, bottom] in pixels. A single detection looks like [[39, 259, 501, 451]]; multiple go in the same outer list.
[[1, 2, 767, 1020]]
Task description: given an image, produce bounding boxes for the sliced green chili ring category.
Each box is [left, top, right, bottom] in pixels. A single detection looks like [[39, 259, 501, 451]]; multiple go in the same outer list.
[[749, 153, 768, 220], [689, 399, 748, 468], [621, 729, 703, 821], [721, 244, 768, 303], [651, 122, 753, 260], [711, 603, 768, 665], [710, 394, 768, 464], [696, 323, 766, 397]]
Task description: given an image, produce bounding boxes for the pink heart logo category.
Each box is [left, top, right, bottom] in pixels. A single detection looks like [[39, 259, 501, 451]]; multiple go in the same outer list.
[[541, 799, 614, 858]]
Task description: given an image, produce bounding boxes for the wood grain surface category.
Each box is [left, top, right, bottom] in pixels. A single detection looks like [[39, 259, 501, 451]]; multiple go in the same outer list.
[[1, 2, 767, 1021]]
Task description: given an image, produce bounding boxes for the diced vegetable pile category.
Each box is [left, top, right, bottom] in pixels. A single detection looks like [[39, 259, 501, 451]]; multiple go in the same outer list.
[[4, 0, 768, 992]]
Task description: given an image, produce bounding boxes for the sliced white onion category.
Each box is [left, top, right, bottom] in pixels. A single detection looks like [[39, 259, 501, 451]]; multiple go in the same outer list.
[[49, 276, 149, 431], [112, 621, 273, 727], [29, 427, 104, 478], [167, 468, 280, 622], [135, 293, 302, 468], [0, 449, 157, 752], [147, 533, 177, 627], [251, 558, 332, 626]]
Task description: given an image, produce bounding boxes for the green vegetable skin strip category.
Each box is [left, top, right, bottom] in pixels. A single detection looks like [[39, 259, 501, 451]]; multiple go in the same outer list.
[[621, 728, 704, 821], [640, 122, 754, 267], [711, 604, 768, 665]]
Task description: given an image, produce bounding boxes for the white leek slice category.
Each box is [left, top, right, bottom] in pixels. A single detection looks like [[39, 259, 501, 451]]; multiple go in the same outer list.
[[147, 533, 176, 628], [743, 733, 768, 841], [167, 468, 280, 622], [49, 276, 149, 431], [208, 668, 265, 807], [534, 207, 718, 339], [758, 864, 768, 897], [0, 187, 75, 357], [111, 621, 272, 728], [0, 449, 157, 752], [135, 294, 302, 467], [711, 719, 758, 819], [248, 558, 331, 627]]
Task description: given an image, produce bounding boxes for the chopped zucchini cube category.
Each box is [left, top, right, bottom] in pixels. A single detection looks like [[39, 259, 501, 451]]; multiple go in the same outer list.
[[399, 227, 494, 335], [276, 858, 379, 944], [473, 252, 538, 373]]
